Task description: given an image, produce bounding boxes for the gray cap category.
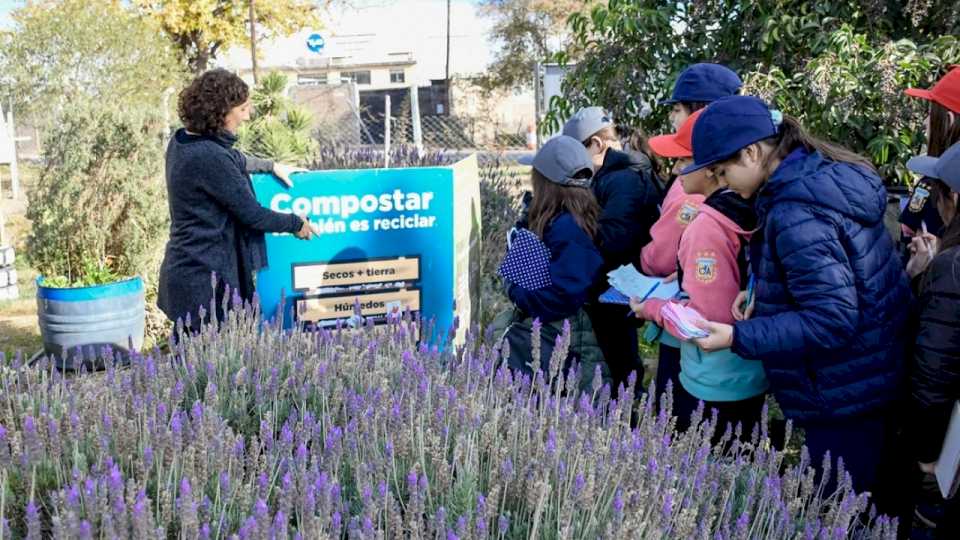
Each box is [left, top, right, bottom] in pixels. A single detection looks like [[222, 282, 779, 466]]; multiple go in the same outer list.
[[907, 141, 960, 193], [525, 135, 593, 187], [562, 106, 614, 143]]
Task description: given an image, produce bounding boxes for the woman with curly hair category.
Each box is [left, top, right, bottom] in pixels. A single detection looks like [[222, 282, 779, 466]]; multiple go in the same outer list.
[[158, 68, 313, 332]]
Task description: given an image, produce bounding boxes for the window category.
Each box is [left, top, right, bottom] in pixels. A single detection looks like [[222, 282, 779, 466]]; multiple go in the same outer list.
[[297, 74, 328, 86], [390, 69, 405, 84], [340, 70, 371, 85]]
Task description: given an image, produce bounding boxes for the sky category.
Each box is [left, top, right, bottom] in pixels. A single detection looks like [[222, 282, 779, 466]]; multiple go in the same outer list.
[[0, 0, 497, 80], [0, 0, 17, 28]]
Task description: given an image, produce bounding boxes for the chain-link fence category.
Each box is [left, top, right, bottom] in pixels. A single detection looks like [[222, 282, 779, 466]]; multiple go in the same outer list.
[[291, 82, 533, 161]]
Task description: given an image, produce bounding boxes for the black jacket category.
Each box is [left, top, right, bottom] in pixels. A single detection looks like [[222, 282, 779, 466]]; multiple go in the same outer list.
[[909, 246, 960, 462], [591, 149, 662, 277], [157, 129, 301, 327]]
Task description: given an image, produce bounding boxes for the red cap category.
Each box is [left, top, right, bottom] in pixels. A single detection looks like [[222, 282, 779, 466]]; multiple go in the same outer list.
[[648, 109, 705, 158], [905, 66, 960, 114]]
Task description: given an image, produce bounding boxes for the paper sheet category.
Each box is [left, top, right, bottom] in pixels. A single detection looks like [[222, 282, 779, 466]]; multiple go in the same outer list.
[[606, 264, 680, 301], [936, 401, 960, 499], [661, 302, 709, 339]]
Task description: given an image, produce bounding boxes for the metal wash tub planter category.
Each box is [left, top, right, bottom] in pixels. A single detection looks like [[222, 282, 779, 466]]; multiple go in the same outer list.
[[35, 276, 145, 370]]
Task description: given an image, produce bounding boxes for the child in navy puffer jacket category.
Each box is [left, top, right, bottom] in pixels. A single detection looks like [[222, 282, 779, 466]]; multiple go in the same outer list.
[[691, 97, 911, 499]]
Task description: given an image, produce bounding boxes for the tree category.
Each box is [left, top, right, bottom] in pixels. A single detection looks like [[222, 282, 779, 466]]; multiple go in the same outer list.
[[26, 102, 169, 286], [477, 0, 595, 92], [0, 0, 185, 123], [546, 0, 960, 184], [136, 0, 322, 73]]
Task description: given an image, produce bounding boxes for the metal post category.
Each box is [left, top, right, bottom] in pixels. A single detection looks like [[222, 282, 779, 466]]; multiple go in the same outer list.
[[384, 94, 391, 168], [534, 62, 542, 150], [6, 109, 19, 200], [248, 0, 259, 84], [410, 83, 423, 157]]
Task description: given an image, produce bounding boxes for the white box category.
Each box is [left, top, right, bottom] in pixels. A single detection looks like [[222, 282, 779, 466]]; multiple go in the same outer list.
[[0, 246, 13, 267], [0, 266, 16, 287], [0, 284, 19, 301]]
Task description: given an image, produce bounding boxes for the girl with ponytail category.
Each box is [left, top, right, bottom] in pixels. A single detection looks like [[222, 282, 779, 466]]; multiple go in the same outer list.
[[690, 96, 911, 500]]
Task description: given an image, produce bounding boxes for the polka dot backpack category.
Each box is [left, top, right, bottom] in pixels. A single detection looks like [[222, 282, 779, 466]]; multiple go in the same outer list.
[[497, 227, 553, 290]]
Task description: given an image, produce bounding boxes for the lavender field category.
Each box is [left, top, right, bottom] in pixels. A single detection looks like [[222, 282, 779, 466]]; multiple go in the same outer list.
[[0, 296, 898, 539]]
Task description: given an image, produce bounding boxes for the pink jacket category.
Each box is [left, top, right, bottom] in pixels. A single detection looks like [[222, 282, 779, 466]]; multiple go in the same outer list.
[[641, 202, 752, 337], [640, 181, 704, 277]]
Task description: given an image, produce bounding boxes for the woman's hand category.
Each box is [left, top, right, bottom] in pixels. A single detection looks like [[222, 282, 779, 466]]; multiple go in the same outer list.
[[693, 321, 734, 352], [906, 233, 938, 278], [731, 290, 755, 321], [294, 216, 314, 240], [273, 162, 308, 188], [918, 461, 937, 474]]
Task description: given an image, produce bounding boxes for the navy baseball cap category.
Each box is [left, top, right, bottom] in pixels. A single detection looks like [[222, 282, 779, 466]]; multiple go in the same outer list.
[[681, 95, 781, 175], [660, 63, 742, 105], [521, 135, 594, 188], [907, 141, 960, 193], [562, 106, 614, 143]]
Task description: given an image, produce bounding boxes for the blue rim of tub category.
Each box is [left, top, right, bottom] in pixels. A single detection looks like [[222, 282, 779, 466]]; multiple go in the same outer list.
[[36, 276, 143, 302]]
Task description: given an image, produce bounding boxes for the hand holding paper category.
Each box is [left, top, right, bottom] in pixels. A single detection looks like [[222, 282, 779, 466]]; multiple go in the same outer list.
[[693, 320, 735, 351]]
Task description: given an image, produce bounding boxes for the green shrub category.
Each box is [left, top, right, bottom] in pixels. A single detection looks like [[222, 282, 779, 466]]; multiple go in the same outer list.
[[25, 102, 168, 288], [237, 71, 317, 165]]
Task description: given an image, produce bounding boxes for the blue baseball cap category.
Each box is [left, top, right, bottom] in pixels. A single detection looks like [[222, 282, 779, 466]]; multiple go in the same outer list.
[[521, 135, 594, 188], [660, 63, 742, 105], [681, 96, 781, 175], [907, 141, 960, 193]]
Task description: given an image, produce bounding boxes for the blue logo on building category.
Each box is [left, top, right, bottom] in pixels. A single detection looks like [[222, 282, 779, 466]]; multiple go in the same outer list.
[[306, 33, 325, 53]]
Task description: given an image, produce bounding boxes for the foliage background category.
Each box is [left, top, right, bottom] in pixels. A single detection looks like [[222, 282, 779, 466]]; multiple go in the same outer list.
[[544, 0, 960, 185], [236, 72, 318, 165], [0, 0, 186, 126]]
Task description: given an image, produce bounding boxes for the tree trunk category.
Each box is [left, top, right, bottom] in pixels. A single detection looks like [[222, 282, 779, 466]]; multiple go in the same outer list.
[[190, 48, 210, 74]]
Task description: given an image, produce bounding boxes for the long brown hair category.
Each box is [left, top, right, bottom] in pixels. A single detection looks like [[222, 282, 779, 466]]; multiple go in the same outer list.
[[929, 179, 960, 251], [527, 169, 600, 240], [626, 127, 664, 178], [757, 114, 876, 174], [928, 102, 960, 157]]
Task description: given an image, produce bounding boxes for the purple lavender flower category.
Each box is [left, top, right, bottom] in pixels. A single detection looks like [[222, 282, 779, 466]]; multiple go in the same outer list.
[[661, 492, 673, 520], [407, 470, 418, 493], [78, 520, 93, 540], [735, 512, 749, 534], [573, 473, 585, 497], [613, 489, 625, 517], [191, 400, 203, 421], [25, 500, 41, 540], [331, 511, 342, 532]]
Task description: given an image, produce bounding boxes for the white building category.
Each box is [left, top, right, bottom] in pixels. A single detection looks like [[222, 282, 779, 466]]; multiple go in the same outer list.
[[218, 0, 495, 91]]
